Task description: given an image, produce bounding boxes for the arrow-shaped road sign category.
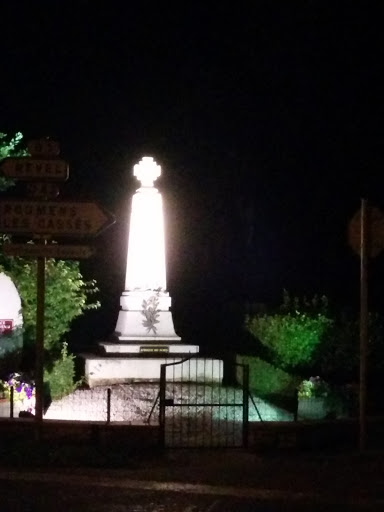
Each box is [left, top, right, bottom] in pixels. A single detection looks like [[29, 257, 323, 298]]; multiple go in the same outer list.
[[0, 200, 115, 237]]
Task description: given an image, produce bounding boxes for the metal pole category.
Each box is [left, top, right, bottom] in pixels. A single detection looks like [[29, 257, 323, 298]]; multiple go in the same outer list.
[[35, 255, 45, 435], [106, 387, 111, 423], [242, 364, 249, 448], [159, 364, 166, 447], [360, 198, 368, 452], [10, 386, 14, 419]]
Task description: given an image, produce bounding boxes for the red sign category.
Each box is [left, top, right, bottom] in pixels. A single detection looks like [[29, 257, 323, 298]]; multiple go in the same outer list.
[[348, 206, 384, 258], [0, 319, 13, 334], [0, 200, 115, 237]]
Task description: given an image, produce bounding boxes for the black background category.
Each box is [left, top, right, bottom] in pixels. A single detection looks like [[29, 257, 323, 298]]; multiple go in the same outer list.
[[1, 2, 384, 353]]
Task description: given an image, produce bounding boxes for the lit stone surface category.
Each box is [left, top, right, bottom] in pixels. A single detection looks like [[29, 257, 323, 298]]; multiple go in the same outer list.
[[0, 272, 23, 375], [84, 356, 223, 387], [0, 272, 22, 331]]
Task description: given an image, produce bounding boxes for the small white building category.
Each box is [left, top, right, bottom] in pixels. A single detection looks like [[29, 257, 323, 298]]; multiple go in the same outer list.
[[0, 272, 23, 369]]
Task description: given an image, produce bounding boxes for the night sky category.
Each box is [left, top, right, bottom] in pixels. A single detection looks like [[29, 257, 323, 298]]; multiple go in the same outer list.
[[1, 3, 384, 352]]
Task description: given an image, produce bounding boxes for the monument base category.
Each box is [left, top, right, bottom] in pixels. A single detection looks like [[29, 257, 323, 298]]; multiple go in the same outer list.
[[99, 341, 199, 355], [82, 355, 223, 388]]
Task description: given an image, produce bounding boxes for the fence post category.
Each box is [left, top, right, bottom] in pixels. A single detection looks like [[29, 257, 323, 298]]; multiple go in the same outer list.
[[10, 386, 14, 419], [242, 365, 249, 448], [159, 364, 166, 447], [106, 388, 111, 423], [293, 389, 299, 422]]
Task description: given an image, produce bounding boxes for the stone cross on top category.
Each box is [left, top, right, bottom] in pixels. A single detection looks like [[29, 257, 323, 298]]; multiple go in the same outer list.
[[134, 157, 161, 188]]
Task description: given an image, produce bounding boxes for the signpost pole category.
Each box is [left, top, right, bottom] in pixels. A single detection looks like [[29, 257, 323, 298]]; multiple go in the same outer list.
[[359, 198, 368, 452], [35, 253, 45, 438], [0, 137, 115, 435]]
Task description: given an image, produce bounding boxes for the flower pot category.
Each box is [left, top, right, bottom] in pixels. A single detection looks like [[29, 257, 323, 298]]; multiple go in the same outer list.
[[298, 397, 328, 420]]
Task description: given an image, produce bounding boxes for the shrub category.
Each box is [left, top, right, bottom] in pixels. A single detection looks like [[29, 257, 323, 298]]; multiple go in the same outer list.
[[236, 355, 301, 397], [4, 258, 99, 353], [0, 327, 23, 376], [246, 312, 332, 370], [245, 292, 332, 371], [44, 343, 79, 400]]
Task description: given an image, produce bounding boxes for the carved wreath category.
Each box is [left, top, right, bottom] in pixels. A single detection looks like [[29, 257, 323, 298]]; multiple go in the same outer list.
[[141, 295, 160, 334]]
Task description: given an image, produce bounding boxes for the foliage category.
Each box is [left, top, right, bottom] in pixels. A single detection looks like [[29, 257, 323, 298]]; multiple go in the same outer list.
[[367, 313, 384, 374], [44, 342, 79, 400], [236, 354, 302, 397], [0, 257, 99, 352], [280, 289, 329, 315], [314, 312, 359, 381], [0, 327, 23, 359], [0, 132, 27, 191], [0, 327, 23, 376], [297, 376, 329, 399], [245, 291, 332, 371], [315, 311, 384, 382]]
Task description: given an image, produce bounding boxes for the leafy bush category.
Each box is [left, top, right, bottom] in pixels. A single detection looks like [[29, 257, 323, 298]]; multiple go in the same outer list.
[[44, 343, 79, 400], [0, 327, 23, 376], [245, 312, 332, 370], [245, 291, 332, 371], [0, 132, 26, 191], [236, 355, 301, 396], [3, 258, 99, 352]]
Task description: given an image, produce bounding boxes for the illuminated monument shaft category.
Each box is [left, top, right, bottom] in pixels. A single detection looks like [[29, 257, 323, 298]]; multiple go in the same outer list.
[[114, 157, 182, 343], [125, 173, 166, 291]]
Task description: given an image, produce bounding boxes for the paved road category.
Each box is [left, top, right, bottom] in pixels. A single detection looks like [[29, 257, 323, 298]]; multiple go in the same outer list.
[[0, 471, 382, 511]]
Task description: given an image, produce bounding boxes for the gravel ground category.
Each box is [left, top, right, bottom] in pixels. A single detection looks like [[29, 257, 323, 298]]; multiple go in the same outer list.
[[44, 383, 293, 423]]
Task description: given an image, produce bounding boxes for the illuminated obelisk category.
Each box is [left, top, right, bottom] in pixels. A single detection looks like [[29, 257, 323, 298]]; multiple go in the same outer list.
[[101, 156, 198, 355]]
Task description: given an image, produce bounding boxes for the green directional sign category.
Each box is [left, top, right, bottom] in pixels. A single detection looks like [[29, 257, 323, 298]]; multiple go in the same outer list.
[[0, 200, 115, 237]]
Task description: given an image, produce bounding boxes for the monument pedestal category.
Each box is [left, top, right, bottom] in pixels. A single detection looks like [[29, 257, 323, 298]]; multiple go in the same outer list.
[[103, 289, 199, 355], [115, 290, 181, 341], [83, 290, 203, 386], [84, 355, 223, 388]]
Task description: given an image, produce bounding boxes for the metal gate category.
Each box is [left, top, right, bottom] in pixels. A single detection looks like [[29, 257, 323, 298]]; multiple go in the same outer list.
[[159, 357, 249, 448]]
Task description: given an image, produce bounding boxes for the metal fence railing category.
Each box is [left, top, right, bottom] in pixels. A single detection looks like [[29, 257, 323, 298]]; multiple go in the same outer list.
[[1, 382, 362, 423], [0, 386, 24, 418]]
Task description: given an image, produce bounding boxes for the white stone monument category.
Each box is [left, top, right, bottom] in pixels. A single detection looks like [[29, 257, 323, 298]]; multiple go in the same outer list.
[[84, 157, 225, 387], [0, 272, 23, 374], [99, 156, 198, 355]]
